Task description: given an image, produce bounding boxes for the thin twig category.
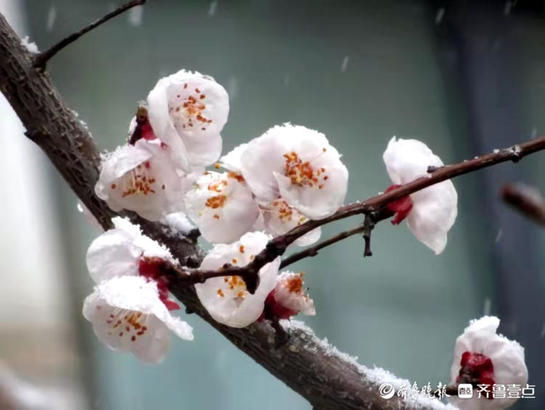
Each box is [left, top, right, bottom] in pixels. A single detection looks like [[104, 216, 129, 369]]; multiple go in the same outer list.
[[195, 137, 545, 280], [34, 0, 146, 71], [280, 225, 366, 269], [502, 183, 545, 226]]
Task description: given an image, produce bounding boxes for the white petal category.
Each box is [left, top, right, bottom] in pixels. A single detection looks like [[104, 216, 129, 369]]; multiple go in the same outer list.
[[383, 137, 458, 254], [86, 228, 141, 283], [241, 124, 348, 219], [219, 143, 248, 173], [147, 69, 229, 170], [96, 140, 188, 221], [195, 232, 280, 327], [83, 276, 193, 364], [184, 171, 259, 243], [274, 271, 315, 316], [449, 316, 528, 410], [87, 218, 175, 283], [260, 198, 321, 247], [112, 217, 175, 262]]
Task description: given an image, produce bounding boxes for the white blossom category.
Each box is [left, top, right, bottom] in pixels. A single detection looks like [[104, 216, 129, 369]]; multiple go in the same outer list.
[[95, 139, 189, 221], [184, 171, 260, 243], [83, 275, 193, 364], [449, 316, 528, 410], [86, 217, 173, 283], [195, 232, 280, 328], [147, 69, 229, 170], [383, 137, 457, 254], [259, 198, 321, 246], [268, 271, 315, 318], [240, 124, 349, 220]]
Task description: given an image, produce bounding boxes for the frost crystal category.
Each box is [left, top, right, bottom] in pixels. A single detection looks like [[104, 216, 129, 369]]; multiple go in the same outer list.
[[21, 36, 39, 53]]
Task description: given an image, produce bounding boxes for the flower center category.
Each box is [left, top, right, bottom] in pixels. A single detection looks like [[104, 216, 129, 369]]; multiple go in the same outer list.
[[285, 275, 303, 293], [138, 257, 180, 311], [221, 275, 248, 302], [104, 309, 149, 342], [283, 151, 327, 189], [113, 161, 161, 198], [456, 351, 495, 399], [170, 85, 213, 132]]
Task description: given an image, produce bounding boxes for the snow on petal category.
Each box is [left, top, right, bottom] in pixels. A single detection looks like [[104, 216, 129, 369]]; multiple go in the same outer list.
[[95, 139, 188, 221], [268, 271, 315, 318], [184, 171, 259, 243], [195, 232, 280, 328], [260, 198, 321, 247], [87, 217, 174, 283], [147, 69, 229, 170], [448, 316, 528, 410], [83, 275, 193, 364], [240, 124, 348, 219], [383, 137, 457, 254]]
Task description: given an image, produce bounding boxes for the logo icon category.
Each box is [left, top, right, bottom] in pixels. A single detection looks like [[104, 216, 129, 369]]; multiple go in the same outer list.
[[379, 383, 395, 399], [458, 384, 474, 399]]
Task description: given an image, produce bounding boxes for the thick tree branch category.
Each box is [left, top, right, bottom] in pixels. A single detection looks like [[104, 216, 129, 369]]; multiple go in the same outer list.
[[0, 13, 448, 409], [502, 183, 545, 226], [33, 0, 146, 71]]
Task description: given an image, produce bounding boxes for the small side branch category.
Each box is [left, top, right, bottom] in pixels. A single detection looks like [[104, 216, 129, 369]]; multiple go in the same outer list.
[[280, 225, 365, 269], [502, 183, 545, 226], [34, 0, 146, 71]]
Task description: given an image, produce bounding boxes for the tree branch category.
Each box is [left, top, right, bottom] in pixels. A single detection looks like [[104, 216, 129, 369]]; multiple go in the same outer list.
[[502, 183, 545, 226], [186, 138, 545, 284], [0, 11, 532, 409], [33, 0, 146, 71]]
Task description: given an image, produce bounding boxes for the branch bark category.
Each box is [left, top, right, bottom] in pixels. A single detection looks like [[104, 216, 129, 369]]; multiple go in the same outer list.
[[0, 13, 446, 409], [502, 183, 545, 226]]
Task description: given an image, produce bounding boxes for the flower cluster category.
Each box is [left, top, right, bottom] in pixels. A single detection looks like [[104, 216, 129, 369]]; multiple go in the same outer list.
[[84, 68, 500, 374], [96, 70, 229, 221], [184, 123, 348, 244], [82, 217, 193, 363]]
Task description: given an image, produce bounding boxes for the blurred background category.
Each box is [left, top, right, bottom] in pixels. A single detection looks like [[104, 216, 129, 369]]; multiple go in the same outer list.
[[1, 0, 544, 408]]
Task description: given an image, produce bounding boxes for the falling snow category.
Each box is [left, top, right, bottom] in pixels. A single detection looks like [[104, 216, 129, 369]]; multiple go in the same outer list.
[[46, 6, 56, 32], [340, 56, 349, 72], [227, 76, 239, 100], [483, 298, 491, 316], [208, 0, 218, 16], [21, 36, 39, 53], [504, 1, 512, 16], [283, 73, 291, 87], [128, 6, 143, 27], [435, 8, 445, 25], [495, 229, 503, 243]]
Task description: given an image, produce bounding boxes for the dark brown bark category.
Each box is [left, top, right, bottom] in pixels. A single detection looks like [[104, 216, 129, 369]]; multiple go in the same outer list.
[[0, 13, 444, 410]]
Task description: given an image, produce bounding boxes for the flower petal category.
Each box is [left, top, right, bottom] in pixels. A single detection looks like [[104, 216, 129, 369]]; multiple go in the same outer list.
[[83, 276, 193, 364], [383, 137, 457, 254], [184, 171, 259, 243], [195, 232, 280, 327]]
